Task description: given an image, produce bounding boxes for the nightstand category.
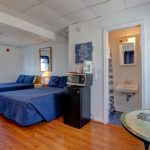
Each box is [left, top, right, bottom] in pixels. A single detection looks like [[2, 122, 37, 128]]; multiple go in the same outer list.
[[43, 84, 48, 87], [34, 83, 43, 88]]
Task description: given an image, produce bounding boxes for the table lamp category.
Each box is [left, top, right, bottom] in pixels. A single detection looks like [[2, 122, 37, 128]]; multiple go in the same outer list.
[[42, 71, 51, 85]]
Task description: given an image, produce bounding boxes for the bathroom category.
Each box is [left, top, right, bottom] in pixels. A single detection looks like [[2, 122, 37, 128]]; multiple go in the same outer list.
[[108, 26, 142, 125]]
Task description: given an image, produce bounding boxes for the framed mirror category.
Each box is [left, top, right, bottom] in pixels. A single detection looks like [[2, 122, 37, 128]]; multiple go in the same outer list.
[[39, 47, 52, 72], [119, 37, 136, 65]]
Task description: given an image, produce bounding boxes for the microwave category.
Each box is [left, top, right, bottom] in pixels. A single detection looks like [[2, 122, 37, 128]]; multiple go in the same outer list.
[[67, 73, 93, 87]]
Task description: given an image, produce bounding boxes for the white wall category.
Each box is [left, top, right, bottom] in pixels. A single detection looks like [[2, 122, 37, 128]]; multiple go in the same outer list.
[[21, 41, 68, 77], [69, 24, 103, 122], [69, 4, 150, 122], [0, 45, 22, 83], [109, 27, 141, 112]]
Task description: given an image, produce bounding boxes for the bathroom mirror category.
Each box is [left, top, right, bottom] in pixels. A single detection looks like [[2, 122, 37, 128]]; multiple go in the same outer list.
[[119, 37, 136, 65], [39, 47, 52, 72]]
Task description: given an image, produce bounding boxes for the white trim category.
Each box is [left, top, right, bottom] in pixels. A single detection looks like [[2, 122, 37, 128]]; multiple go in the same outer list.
[[140, 21, 146, 109], [103, 29, 109, 124], [93, 117, 104, 123], [103, 20, 145, 124]]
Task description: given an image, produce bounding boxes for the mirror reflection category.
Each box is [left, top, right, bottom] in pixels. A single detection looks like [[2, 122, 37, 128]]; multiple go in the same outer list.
[[119, 37, 136, 65], [39, 47, 52, 72]]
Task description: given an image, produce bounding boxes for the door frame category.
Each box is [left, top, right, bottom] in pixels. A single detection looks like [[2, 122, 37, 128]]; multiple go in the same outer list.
[[103, 20, 145, 124]]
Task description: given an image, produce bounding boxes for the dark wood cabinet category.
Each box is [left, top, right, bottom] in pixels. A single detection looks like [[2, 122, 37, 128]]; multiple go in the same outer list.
[[64, 86, 91, 128]]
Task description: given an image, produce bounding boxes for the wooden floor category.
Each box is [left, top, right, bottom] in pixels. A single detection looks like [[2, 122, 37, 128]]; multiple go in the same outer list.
[[0, 115, 144, 150]]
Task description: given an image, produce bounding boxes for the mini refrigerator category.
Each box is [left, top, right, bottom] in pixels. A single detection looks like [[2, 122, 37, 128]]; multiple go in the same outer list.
[[64, 84, 91, 128]]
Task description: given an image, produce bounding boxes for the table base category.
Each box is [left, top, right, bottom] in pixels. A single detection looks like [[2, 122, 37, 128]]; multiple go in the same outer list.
[[144, 142, 149, 150]]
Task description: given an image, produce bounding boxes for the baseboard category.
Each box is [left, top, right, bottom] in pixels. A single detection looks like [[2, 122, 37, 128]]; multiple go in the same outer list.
[[92, 117, 104, 124]]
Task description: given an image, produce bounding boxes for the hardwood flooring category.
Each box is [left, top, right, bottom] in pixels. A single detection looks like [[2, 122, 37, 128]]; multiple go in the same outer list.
[[0, 115, 144, 150]]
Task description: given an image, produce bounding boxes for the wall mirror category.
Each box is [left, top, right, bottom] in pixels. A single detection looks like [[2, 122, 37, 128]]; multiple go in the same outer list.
[[39, 47, 52, 72], [119, 37, 136, 65]]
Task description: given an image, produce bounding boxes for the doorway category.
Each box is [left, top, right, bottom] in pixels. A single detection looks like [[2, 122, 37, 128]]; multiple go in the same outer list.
[[103, 21, 145, 125]]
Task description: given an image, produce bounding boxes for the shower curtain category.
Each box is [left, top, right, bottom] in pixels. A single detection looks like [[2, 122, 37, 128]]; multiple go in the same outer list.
[[109, 57, 115, 113], [124, 51, 134, 64]]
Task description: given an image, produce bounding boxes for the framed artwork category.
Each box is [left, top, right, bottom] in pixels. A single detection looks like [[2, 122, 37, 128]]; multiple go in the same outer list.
[[75, 42, 93, 64], [83, 61, 93, 74]]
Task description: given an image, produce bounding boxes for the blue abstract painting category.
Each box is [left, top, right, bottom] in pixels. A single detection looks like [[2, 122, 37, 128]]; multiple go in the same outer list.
[[75, 42, 93, 64]]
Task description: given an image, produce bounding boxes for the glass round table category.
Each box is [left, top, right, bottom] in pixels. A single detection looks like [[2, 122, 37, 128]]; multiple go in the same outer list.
[[121, 110, 150, 150]]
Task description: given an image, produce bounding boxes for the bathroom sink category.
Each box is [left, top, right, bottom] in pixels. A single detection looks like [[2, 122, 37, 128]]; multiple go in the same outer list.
[[116, 83, 138, 93]]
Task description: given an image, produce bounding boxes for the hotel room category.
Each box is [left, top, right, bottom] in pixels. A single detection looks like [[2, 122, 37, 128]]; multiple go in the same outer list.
[[0, 0, 150, 149]]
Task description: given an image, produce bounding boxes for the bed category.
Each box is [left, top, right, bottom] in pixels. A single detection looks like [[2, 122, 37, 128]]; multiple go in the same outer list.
[[0, 87, 65, 126], [0, 76, 67, 126], [0, 75, 35, 92]]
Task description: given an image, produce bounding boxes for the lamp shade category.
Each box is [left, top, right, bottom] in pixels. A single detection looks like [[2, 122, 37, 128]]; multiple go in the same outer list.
[[42, 71, 51, 78]]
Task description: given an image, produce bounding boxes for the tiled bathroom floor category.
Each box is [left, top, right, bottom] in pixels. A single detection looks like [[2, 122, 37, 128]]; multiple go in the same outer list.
[[109, 111, 123, 126]]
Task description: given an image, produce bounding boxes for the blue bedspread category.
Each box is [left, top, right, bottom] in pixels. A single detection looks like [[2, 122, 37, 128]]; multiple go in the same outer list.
[[0, 82, 34, 92], [0, 87, 64, 126]]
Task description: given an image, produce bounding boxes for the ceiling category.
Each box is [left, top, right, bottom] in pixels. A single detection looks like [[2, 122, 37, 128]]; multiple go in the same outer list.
[[0, 0, 150, 47], [0, 23, 51, 47]]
